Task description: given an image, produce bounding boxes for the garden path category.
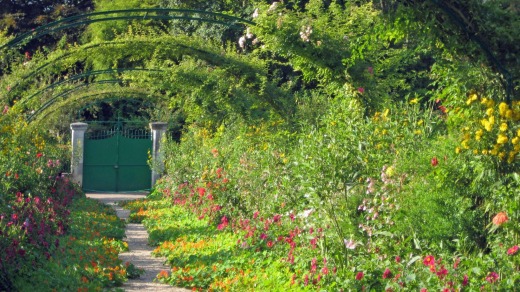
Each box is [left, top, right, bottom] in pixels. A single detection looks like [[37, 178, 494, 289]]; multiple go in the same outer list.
[[86, 193, 189, 292]]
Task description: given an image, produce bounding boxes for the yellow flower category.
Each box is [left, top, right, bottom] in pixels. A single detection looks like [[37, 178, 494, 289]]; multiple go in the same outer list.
[[482, 120, 493, 132], [486, 108, 494, 116], [410, 98, 419, 104], [386, 166, 395, 177], [499, 151, 506, 159], [512, 137, 519, 145], [475, 129, 483, 141], [499, 102, 509, 117], [417, 119, 424, 126], [466, 93, 478, 105], [382, 109, 390, 120], [482, 149, 488, 155], [487, 99, 495, 108], [462, 140, 470, 149], [473, 149, 479, 155], [506, 110, 513, 119], [517, 129, 520, 137], [481, 97, 488, 105], [497, 134, 508, 144], [414, 130, 422, 135], [499, 123, 508, 132], [488, 116, 495, 126], [455, 147, 461, 154]]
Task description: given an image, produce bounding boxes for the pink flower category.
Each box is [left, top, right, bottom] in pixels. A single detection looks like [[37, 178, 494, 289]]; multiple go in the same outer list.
[[321, 267, 329, 275], [358, 87, 365, 94], [217, 216, 228, 230], [260, 233, 267, 240], [420, 289, 427, 292], [423, 255, 435, 266], [382, 268, 392, 279], [267, 241, 274, 248], [310, 258, 317, 273], [344, 238, 357, 249], [395, 256, 401, 263], [355, 271, 364, 280], [253, 211, 259, 219], [453, 257, 460, 269], [507, 245, 518, 255], [486, 272, 499, 283]]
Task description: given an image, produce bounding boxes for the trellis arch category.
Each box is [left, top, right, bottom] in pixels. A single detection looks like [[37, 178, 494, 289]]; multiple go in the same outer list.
[[0, 8, 254, 50], [32, 90, 164, 124], [0, 6, 294, 131]]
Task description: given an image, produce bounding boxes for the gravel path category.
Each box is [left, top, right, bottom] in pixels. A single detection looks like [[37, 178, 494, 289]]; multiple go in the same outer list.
[[86, 193, 189, 292]]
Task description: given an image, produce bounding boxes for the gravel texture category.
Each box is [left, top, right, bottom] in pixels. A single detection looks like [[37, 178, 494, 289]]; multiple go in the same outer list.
[[86, 193, 189, 292]]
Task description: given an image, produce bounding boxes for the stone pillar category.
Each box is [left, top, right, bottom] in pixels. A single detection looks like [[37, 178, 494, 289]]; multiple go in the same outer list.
[[150, 122, 168, 187], [70, 122, 88, 187]]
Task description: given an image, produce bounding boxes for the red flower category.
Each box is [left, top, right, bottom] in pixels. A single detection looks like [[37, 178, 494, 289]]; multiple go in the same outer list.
[[423, 255, 435, 266], [395, 256, 401, 263], [358, 87, 365, 94], [431, 157, 438, 167], [36, 152, 43, 158], [355, 271, 364, 280], [462, 275, 469, 286], [436, 266, 448, 279], [382, 268, 392, 279], [267, 241, 274, 248], [492, 212, 508, 225], [420, 289, 427, 292], [486, 272, 499, 283], [507, 245, 519, 255]]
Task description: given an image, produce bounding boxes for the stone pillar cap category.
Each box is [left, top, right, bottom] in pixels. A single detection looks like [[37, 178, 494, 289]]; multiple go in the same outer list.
[[70, 122, 88, 130], [150, 122, 168, 130]]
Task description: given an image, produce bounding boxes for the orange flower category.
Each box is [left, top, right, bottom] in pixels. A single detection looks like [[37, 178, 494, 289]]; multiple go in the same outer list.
[[158, 270, 169, 279], [492, 212, 508, 225]]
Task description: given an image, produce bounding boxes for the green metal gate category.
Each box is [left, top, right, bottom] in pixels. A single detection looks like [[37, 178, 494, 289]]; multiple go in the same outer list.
[[83, 123, 151, 192]]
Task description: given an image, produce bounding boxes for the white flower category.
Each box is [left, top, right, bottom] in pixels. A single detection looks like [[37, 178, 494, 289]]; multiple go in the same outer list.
[[246, 28, 253, 39], [252, 8, 259, 18], [300, 208, 314, 218], [268, 2, 279, 12], [344, 238, 358, 250], [238, 36, 246, 49]]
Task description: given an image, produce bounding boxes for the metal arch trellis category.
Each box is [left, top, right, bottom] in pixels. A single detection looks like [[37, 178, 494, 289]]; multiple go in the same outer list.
[[8, 39, 220, 94], [26, 79, 122, 122], [0, 8, 255, 50], [74, 96, 156, 121], [31, 91, 163, 124], [15, 68, 163, 109]]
